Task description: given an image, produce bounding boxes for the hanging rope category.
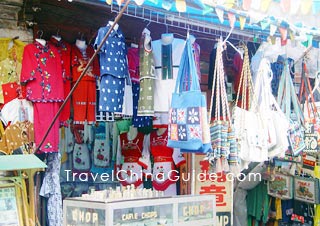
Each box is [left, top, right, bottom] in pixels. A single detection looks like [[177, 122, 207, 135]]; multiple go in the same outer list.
[[36, 0, 132, 152]]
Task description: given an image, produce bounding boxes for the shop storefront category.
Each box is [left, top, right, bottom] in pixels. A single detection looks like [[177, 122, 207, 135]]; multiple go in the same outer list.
[[0, 0, 319, 225]]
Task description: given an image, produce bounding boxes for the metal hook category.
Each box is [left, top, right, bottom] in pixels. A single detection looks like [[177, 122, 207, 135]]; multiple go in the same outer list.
[[37, 30, 43, 39], [146, 20, 151, 28], [56, 28, 61, 38]]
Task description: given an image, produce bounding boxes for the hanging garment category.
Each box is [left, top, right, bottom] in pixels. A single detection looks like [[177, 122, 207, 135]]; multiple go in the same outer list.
[[149, 128, 185, 196], [0, 120, 34, 154], [132, 81, 153, 128], [0, 58, 20, 104], [138, 28, 155, 116], [0, 38, 11, 61], [33, 102, 60, 153], [94, 23, 128, 113], [1, 98, 33, 124], [127, 47, 140, 83], [20, 41, 64, 102], [71, 44, 99, 123], [40, 153, 62, 226], [116, 130, 146, 188], [152, 34, 185, 113], [91, 122, 111, 173], [49, 37, 72, 123]]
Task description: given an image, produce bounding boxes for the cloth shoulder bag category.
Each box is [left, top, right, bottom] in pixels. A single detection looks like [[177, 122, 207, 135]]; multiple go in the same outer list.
[[277, 60, 306, 156], [205, 40, 239, 173], [167, 37, 211, 153], [254, 58, 289, 158], [233, 45, 268, 163]]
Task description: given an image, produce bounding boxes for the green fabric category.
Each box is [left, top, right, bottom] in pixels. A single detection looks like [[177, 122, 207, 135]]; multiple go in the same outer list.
[[161, 44, 173, 79], [247, 182, 269, 224], [116, 119, 132, 134]]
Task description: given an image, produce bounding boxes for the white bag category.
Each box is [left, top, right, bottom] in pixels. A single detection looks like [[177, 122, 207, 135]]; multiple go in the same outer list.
[[254, 58, 290, 158], [234, 106, 269, 162], [121, 77, 133, 116]]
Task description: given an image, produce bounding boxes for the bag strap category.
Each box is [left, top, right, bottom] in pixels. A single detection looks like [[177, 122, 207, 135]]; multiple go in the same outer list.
[[174, 38, 200, 94], [235, 44, 256, 110], [208, 40, 231, 124], [299, 61, 319, 120]]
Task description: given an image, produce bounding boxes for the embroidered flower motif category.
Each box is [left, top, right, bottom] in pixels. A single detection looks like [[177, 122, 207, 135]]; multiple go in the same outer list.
[[188, 125, 201, 139], [178, 126, 187, 140], [44, 142, 52, 149], [49, 51, 55, 58], [171, 109, 177, 123], [41, 57, 47, 65], [30, 70, 35, 77], [177, 109, 186, 123], [45, 84, 51, 92], [188, 108, 199, 124], [44, 71, 50, 79]]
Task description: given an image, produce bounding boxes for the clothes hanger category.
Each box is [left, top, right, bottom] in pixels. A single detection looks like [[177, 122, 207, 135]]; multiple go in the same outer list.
[[35, 30, 46, 46], [52, 29, 61, 41]]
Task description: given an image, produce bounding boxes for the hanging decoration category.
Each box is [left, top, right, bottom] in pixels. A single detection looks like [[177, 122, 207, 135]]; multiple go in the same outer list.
[[227, 12, 236, 28], [239, 16, 246, 30], [176, 0, 186, 12], [301, 0, 313, 15], [215, 7, 225, 23], [260, 0, 272, 12], [270, 24, 277, 36], [280, 0, 291, 13]]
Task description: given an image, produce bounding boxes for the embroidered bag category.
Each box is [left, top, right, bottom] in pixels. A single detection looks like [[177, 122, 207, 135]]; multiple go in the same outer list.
[[205, 39, 238, 172], [233, 45, 268, 163], [167, 37, 211, 153], [92, 122, 111, 169], [254, 58, 290, 158], [277, 59, 306, 156]]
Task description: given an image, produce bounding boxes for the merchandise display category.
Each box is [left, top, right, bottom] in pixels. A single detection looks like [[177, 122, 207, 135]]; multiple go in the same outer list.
[[0, 0, 319, 225]]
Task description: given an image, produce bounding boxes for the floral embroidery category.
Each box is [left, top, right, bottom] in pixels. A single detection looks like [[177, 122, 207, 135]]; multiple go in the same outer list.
[[187, 125, 202, 139], [178, 125, 187, 141], [170, 108, 177, 123], [187, 107, 200, 124], [169, 124, 178, 141], [44, 71, 50, 79], [41, 57, 47, 65], [45, 84, 51, 92], [177, 109, 186, 124], [30, 70, 35, 77], [44, 142, 52, 149], [49, 51, 55, 58]]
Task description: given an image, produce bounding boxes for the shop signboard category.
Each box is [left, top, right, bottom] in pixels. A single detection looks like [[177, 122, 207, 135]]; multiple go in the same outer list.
[[0, 184, 21, 226], [294, 176, 320, 204], [64, 200, 106, 226], [304, 123, 319, 153], [194, 154, 233, 226], [113, 204, 174, 225]]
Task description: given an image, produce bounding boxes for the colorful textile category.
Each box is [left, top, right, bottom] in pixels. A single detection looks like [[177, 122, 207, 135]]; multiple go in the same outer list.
[[49, 37, 72, 123], [20, 41, 64, 102], [116, 130, 145, 188], [0, 121, 34, 154], [1, 98, 33, 124], [71, 44, 99, 123], [127, 47, 140, 83], [94, 23, 128, 79], [72, 80, 96, 124], [149, 128, 185, 195], [99, 75, 125, 113], [33, 102, 60, 153], [40, 153, 62, 226], [138, 29, 155, 116], [132, 82, 153, 128], [0, 59, 21, 103], [152, 35, 185, 112]]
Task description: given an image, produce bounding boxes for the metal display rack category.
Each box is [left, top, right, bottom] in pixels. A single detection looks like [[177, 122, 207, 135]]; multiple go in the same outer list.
[[110, 2, 265, 41]]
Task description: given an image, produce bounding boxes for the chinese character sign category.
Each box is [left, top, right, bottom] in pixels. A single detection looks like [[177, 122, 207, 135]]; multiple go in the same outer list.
[[194, 154, 233, 226]]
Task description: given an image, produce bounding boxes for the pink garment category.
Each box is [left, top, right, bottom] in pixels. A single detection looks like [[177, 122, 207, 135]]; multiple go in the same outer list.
[[127, 47, 140, 83], [20, 41, 64, 102], [34, 102, 60, 153]]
